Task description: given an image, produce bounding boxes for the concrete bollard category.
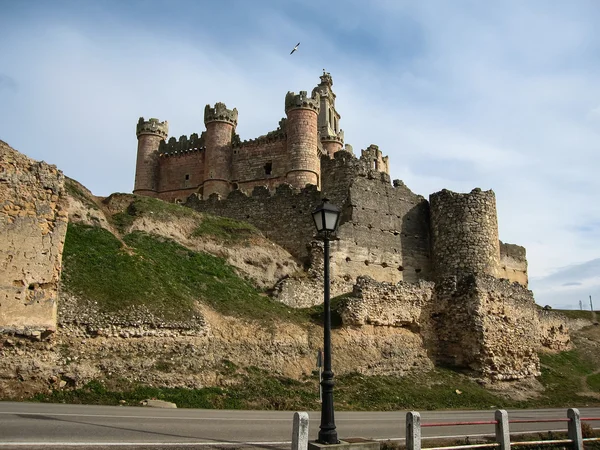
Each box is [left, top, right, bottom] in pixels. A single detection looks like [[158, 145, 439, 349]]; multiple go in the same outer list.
[[567, 408, 583, 450], [292, 411, 309, 450], [495, 410, 510, 450], [406, 411, 421, 450]]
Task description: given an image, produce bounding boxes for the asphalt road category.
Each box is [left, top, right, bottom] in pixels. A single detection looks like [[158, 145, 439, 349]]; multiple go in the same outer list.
[[0, 402, 598, 449]]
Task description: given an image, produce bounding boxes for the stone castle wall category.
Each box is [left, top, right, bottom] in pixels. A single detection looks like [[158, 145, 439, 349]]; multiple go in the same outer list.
[[232, 136, 288, 190], [343, 274, 570, 381], [430, 188, 500, 280], [499, 241, 528, 286], [0, 141, 68, 335], [185, 150, 434, 292]]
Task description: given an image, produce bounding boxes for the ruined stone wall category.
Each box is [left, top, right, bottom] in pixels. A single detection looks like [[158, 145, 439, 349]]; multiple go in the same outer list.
[[430, 188, 500, 280], [434, 275, 544, 380], [185, 184, 323, 262], [499, 241, 528, 286], [0, 141, 68, 335], [340, 276, 435, 332], [320, 152, 431, 285]]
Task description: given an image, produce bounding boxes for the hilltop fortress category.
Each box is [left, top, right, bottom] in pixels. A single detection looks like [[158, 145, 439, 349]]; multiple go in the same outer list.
[[134, 71, 528, 291], [0, 73, 570, 392], [128, 72, 571, 381]]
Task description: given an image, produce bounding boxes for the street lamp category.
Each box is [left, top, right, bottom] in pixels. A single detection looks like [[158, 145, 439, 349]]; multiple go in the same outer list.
[[311, 198, 341, 445]]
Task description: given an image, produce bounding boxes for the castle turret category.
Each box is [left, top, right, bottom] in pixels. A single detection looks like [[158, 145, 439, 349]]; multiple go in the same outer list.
[[134, 117, 169, 196], [203, 102, 238, 199], [429, 188, 501, 280], [285, 90, 320, 189], [314, 71, 344, 157]]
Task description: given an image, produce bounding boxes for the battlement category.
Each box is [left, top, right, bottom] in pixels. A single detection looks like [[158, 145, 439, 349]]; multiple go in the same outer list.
[[234, 118, 287, 148], [204, 102, 238, 126], [136, 117, 169, 138], [285, 90, 320, 113], [321, 129, 344, 144], [158, 133, 205, 156]]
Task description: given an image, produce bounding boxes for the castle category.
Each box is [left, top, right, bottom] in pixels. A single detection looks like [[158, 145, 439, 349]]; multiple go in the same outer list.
[[134, 71, 387, 203], [128, 72, 570, 381], [133, 71, 528, 290]]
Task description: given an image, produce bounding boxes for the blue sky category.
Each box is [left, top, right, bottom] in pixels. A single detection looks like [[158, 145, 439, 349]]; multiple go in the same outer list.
[[1, 0, 599, 309]]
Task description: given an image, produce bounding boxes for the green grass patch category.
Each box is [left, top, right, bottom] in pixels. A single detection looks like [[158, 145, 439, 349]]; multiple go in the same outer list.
[[32, 366, 513, 411], [551, 309, 599, 321], [587, 373, 600, 392], [536, 350, 598, 406], [191, 214, 260, 244], [61, 222, 307, 323], [111, 196, 197, 233]]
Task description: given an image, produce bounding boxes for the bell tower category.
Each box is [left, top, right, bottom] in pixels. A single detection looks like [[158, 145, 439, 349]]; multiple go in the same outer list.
[[314, 71, 344, 157]]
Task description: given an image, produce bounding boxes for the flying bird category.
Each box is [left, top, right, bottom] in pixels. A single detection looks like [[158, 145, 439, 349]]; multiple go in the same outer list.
[[290, 42, 300, 55]]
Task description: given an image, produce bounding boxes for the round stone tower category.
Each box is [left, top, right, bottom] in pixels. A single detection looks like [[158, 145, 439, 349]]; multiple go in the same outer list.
[[203, 102, 238, 199], [429, 188, 501, 280], [134, 117, 169, 196], [285, 90, 320, 189]]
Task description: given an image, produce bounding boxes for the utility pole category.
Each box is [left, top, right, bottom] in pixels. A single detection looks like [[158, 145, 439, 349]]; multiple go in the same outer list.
[[579, 300, 583, 310], [590, 295, 594, 312]]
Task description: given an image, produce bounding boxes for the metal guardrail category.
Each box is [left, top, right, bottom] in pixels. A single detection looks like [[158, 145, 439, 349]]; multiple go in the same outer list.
[[290, 409, 599, 450], [406, 409, 600, 450]]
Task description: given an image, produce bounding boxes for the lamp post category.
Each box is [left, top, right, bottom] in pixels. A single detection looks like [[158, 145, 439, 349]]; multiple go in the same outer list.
[[311, 198, 341, 445]]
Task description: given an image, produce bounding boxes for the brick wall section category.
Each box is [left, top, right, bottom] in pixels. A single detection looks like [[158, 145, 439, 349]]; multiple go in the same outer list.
[[0, 140, 68, 335], [203, 121, 234, 198], [321, 140, 342, 158], [430, 188, 500, 280], [232, 137, 288, 189], [285, 108, 320, 189], [499, 241, 528, 286], [156, 151, 205, 202]]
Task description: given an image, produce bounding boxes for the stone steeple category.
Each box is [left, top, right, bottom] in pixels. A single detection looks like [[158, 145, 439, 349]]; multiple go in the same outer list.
[[313, 70, 344, 157]]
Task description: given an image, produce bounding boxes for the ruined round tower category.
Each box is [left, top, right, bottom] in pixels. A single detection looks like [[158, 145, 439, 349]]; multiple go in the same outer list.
[[202, 103, 238, 199], [284, 90, 320, 189], [134, 117, 169, 196], [429, 188, 501, 280]]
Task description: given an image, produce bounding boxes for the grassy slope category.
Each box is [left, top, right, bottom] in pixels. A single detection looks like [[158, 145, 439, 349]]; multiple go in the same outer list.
[[51, 194, 600, 411]]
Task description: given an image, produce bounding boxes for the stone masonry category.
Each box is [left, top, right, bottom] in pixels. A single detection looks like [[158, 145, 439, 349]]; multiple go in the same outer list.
[[340, 274, 570, 381], [0, 140, 68, 335]]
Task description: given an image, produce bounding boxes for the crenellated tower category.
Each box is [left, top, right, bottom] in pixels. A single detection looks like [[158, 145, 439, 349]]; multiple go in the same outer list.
[[314, 71, 344, 157], [134, 117, 169, 196], [203, 102, 238, 199], [429, 188, 501, 280], [284, 90, 321, 189]]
